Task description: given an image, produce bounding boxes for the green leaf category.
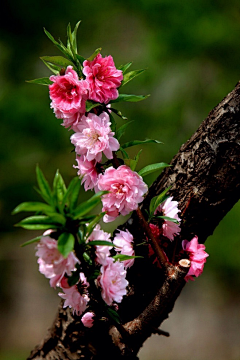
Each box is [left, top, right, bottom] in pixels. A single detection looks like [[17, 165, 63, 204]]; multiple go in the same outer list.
[[41, 59, 59, 75], [58, 232, 75, 258], [68, 270, 80, 286], [83, 251, 93, 265], [88, 240, 114, 247], [118, 62, 132, 73], [44, 28, 68, 56], [138, 163, 170, 177], [36, 166, 53, 205], [111, 94, 150, 103], [115, 121, 134, 141], [26, 77, 53, 86], [109, 112, 116, 134], [88, 269, 100, 281], [121, 139, 162, 149], [120, 147, 129, 159], [149, 187, 171, 220], [40, 56, 75, 68], [72, 191, 108, 220], [85, 100, 102, 112], [15, 215, 64, 230], [20, 236, 42, 247], [154, 215, 179, 224], [110, 108, 128, 120], [86, 212, 105, 238], [121, 69, 146, 87], [64, 177, 82, 212], [124, 158, 137, 171], [76, 54, 85, 66], [72, 21, 81, 54], [113, 254, 143, 262], [87, 47, 102, 61], [106, 307, 121, 324], [53, 170, 67, 208], [12, 202, 53, 215]]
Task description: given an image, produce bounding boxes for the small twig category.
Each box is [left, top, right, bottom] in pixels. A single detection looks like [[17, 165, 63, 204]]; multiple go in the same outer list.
[[136, 207, 170, 269], [152, 327, 170, 337]]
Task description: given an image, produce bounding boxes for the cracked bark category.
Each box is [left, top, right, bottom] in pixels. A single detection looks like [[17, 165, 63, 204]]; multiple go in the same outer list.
[[28, 81, 240, 359]]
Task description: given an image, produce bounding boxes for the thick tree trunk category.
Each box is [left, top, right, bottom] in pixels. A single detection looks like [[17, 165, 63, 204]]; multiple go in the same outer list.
[[28, 81, 240, 359]]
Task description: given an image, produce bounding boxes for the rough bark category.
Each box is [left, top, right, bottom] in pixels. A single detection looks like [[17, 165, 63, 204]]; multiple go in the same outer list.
[[28, 81, 240, 359]]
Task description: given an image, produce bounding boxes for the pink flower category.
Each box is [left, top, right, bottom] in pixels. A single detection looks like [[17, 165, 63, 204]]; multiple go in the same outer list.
[[97, 165, 148, 223], [83, 54, 123, 104], [58, 273, 90, 316], [52, 108, 83, 131], [113, 229, 135, 268], [98, 258, 128, 305], [182, 236, 209, 282], [74, 155, 99, 192], [81, 312, 94, 328], [49, 66, 89, 129], [87, 224, 112, 265], [36, 234, 79, 288], [71, 112, 119, 162], [155, 196, 181, 241]]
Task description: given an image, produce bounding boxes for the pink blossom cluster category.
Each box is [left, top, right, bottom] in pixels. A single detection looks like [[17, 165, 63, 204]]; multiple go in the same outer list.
[[182, 236, 209, 282], [49, 54, 123, 130], [35, 232, 79, 288]]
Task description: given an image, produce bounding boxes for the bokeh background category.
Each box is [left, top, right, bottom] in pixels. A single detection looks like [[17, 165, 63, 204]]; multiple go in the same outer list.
[[1, 1, 240, 359]]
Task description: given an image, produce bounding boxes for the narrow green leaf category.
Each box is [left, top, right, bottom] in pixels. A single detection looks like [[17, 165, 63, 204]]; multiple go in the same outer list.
[[88, 240, 114, 247], [67, 178, 82, 211], [40, 56, 75, 68], [87, 48, 102, 61], [53, 170, 67, 208], [118, 62, 132, 73], [121, 69, 146, 87], [72, 21, 81, 54], [36, 166, 53, 205], [41, 59, 59, 75], [15, 214, 65, 230], [115, 121, 134, 141], [26, 77, 53, 86], [120, 147, 129, 159], [124, 158, 137, 171], [76, 54, 85, 66], [110, 108, 128, 120], [86, 212, 105, 238], [106, 307, 121, 324], [85, 100, 102, 112], [121, 139, 162, 149], [44, 28, 69, 57], [149, 187, 171, 220], [138, 163, 170, 177], [20, 236, 42, 247], [83, 251, 93, 265], [154, 215, 179, 224], [113, 254, 143, 262], [111, 94, 150, 103], [58, 232, 75, 258], [72, 191, 108, 220], [134, 149, 143, 169], [67, 23, 75, 59], [12, 202, 53, 215]]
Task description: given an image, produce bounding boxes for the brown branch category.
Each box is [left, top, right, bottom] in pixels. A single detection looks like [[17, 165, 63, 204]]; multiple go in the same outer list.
[[28, 81, 240, 359]]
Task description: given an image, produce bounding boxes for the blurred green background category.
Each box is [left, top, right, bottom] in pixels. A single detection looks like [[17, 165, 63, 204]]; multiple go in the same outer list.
[[1, 1, 240, 359]]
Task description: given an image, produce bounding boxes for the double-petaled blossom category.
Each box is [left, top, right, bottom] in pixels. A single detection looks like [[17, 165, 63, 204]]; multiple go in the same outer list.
[[97, 165, 148, 223], [87, 224, 112, 265], [113, 229, 135, 268], [49, 66, 89, 129], [98, 258, 128, 306], [83, 54, 123, 104], [182, 236, 209, 282], [58, 273, 90, 316], [81, 312, 94, 328], [71, 112, 120, 162], [74, 155, 99, 192], [36, 233, 79, 288], [154, 196, 181, 241]]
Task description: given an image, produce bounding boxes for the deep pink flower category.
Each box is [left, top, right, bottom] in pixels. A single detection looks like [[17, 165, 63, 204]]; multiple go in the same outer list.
[[97, 165, 148, 222], [87, 224, 112, 265], [81, 312, 94, 328], [74, 155, 99, 192], [155, 196, 181, 241], [182, 236, 209, 282], [83, 54, 123, 104], [113, 229, 135, 268], [49, 66, 89, 129], [58, 273, 90, 316], [71, 112, 119, 162], [98, 258, 128, 305], [36, 234, 79, 288]]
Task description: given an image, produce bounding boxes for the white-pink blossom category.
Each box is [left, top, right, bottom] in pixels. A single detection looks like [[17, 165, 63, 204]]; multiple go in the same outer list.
[[74, 155, 99, 192], [81, 312, 94, 328], [71, 112, 119, 162], [155, 196, 181, 241], [182, 236, 209, 282], [36, 234, 79, 288], [58, 273, 90, 316], [87, 224, 112, 265], [83, 54, 123, 104], [49, 66, 89, 129], [98, 258, 128, 306], [113, 229, 135, 268], [97, 165, 148, 223]]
